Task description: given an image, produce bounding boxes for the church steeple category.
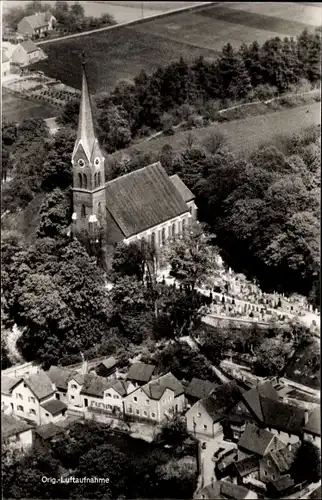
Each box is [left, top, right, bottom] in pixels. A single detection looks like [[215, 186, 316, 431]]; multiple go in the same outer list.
[[72, 52, 103, 165]]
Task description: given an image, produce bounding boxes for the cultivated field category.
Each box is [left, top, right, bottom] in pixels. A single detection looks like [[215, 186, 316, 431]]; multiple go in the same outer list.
[[32, 2, 319, 94], [2, 88, 58, 123], [110, 102, 321, 161]]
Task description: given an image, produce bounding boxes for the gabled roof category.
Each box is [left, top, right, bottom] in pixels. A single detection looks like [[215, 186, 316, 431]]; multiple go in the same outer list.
[[304, 407, 321, 436], [35, 422, 64, 440], [127, 362, 155, 383], [107, 380, 129, 397], [47, 366, 77, 391], [105, 163, 190, 238], [260, 396, 305, 435], [198, 480, 254, 499], [98, 356, 117, 371], [41, 399, 67, 415], [199, 381, 242, 423], [20, 12, 49, 30], [1, 376, 22, 396], [142, 382, 168, 400], [270, 475, 295, 492], [169, 174, 195, 202], [24, 370, 55, 400], [238, 423, 276, 457], [241, 381, 279, 423], [234, 454, 259, 478], [185, 378, 217, 400], [20, 40, 39, 54], [141, 372, 183, 401], [2, 413, 33, 440], [268, 442, 300, 473], [80, 374, 111, 397]]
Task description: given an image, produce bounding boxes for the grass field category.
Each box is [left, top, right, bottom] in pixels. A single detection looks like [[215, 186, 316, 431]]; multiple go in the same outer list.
[[109, 102, 321, 162], [32, 2, 319, 94], [2, 89, 58, 123]]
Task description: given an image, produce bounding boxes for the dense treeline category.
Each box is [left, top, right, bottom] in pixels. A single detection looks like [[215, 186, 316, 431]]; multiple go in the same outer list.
[[60, 28, 321, 152]]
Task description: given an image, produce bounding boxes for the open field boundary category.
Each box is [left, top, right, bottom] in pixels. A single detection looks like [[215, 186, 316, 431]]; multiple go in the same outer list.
[[36, 1, 218, 46]]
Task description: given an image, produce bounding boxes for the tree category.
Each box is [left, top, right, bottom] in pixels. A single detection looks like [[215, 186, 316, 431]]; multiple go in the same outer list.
[[216, 43, 252, 100], [58, 97, 80, 127], [37, 189, 72, 239], [290, 441, 321, 483], [41, 128, 75, 191], [159, 143, 174, 173], [162, 223, 218, 290], [202, 127, 228, 155], [97, 104, 132, 153], [254, 337, 292, 376]]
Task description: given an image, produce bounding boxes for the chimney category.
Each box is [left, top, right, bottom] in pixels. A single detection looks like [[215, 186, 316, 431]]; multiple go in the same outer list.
[[304, 409, 309, 425]]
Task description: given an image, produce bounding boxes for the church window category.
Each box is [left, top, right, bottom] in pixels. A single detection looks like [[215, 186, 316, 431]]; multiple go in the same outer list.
[[161, 228, 166, 245], [83, 174, 88, 189], [151, 232, 156, 248], [97, 202, 102, 216], [78, 159, 85, 168], [182, 218, 186, 233], [98, 172, 101, 185], [81, 205, 86, 218], [158, 230, 162, 246], [172, 223, 176, 238], [78, 173, 83, 188], [178, 220, 182, 233]]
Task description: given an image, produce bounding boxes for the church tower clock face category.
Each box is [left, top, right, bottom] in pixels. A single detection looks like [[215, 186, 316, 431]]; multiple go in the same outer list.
[[78, 159, 85, 167], [94, 157, 100, 167]]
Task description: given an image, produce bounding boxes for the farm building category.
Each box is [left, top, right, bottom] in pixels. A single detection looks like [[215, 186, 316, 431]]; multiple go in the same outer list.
[[17, 11, 56, 38], [11, 40, 46, 67]]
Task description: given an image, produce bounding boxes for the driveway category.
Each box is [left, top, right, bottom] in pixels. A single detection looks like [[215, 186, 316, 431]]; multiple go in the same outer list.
[[197, 434, 237, 488]]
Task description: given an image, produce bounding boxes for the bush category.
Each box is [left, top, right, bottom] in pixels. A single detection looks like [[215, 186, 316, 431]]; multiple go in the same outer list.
[[254, 84, 278, 101]]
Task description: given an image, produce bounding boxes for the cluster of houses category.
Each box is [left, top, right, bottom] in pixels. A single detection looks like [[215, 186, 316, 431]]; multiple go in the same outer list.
[[1, 358, 320, 497]]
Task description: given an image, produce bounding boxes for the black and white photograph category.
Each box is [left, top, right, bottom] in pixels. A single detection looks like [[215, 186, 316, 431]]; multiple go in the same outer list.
[[1, 1, 321, 499]]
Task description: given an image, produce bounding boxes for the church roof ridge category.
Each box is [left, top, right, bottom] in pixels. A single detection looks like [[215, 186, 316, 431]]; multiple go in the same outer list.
[[105, 161, 162, 186]]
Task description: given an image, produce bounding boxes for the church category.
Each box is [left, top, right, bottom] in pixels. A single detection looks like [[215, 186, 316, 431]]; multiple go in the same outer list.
[[71, 60, 197, 262]]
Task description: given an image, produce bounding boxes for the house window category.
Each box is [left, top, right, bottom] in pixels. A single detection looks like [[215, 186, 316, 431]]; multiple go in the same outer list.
[[128, 407, 133, 413], [106, 393, 111, 398], [204, 425, 207, 430], [151, 413, 156, 418], [144, 411, 148, 416], [146, 400, 150, 405], [71, 384, 77, 389], [113, 395, 119, 399], [28, 396, 35, 403], [46, 413, 49, 417], [197, 412, 201, 418], [56, 394, 60, 400], [81, 205, 86, 218], [133, 396, 137, 402], [108, 405, 112, 410], [16, 394, 23, 400], [84, 398, 88, 407], [267, 460, 271, 466], [71, 396, 75, 400], [136, 409, 140, 415], [17, 405, 24, 412], [29, 409, 36, 415]]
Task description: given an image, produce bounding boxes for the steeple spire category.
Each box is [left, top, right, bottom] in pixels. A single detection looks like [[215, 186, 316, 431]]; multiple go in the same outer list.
[[74, 52, 97, 161]]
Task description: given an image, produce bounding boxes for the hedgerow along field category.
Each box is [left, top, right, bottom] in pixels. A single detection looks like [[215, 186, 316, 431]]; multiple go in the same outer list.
[[32, 2, 319, 94], [2, 88, 59, 123]]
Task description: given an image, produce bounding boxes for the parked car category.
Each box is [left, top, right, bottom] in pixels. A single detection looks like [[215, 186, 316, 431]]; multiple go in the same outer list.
[[212, 447, 225, 462]]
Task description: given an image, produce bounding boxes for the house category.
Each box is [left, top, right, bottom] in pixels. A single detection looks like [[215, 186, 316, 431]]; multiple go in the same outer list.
[[40, 399, 67, 425], [186, 381, 241, 438], [196, 479, 258, 499], [83, 376, 127, 415], [95, 356, 118, 378], [233, 454, 260, 485], [237, 423, 284, 461], [303, 407, 321, 446], [266, 475, 295, 498], [71, 61, 197, 268], [185, 377, 217, 407], [34, 422, 65, 445], [124, 372, 185, 423], [2, 52, 10, 76], [126, 362, 156, 388], [11, 40, 46, 67], [47, 365, 77, 404], [1, 370, 61, 425], [17, 11, 56, 38], [259, 441, 300, 484], [2, 412, 34, 450], [1, 376, 21, 412]]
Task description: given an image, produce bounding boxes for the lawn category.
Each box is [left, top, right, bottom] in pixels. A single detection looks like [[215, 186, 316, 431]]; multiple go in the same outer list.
[[2, 88, 58, 123], [109, 102, 321, 162], [285, 340, 320, 390], [32, 2, 317, 94]]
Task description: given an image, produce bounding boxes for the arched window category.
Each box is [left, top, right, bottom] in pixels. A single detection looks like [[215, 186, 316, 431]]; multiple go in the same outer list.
[[172, 223, 176, 238], [161, 228, 166, 245], [178, 220, 182, 234], [182, 218, 186, 234], [78, 173, 83, 188], [151, 232, 156, 249], [81, 204, 86, 218], [98, 172, 101, 186], [83, 174, 88, 189], [97, 202, 102, 215]]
